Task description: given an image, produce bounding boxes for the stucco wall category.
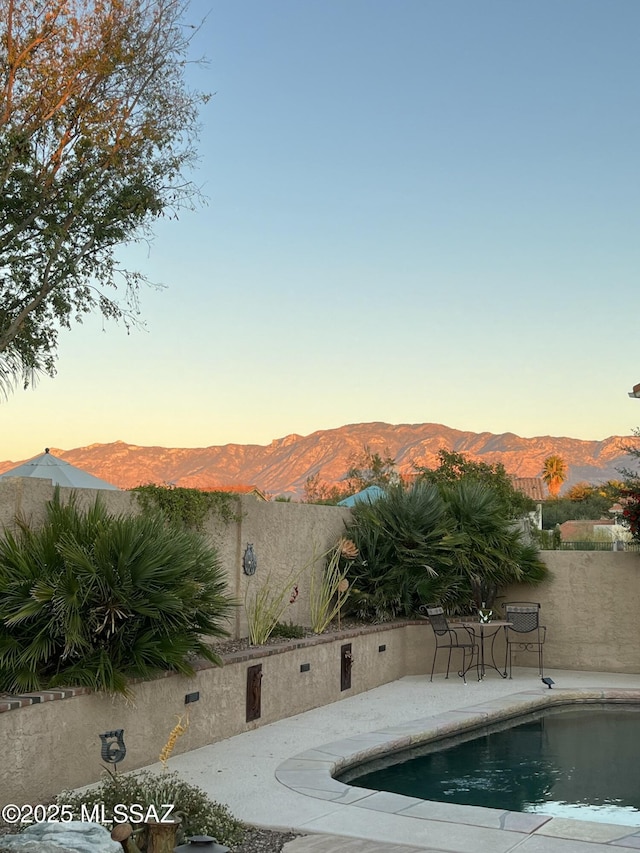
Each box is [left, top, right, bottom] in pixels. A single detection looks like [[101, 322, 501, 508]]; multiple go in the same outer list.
[[504, 551, 640, 673], [230, 497, 352, 638], [2, 623, 437, 807], [0, 478, 351, 639]]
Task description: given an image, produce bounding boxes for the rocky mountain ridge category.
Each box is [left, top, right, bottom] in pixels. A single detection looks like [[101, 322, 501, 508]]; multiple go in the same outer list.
[[0, 421, 634, 497]]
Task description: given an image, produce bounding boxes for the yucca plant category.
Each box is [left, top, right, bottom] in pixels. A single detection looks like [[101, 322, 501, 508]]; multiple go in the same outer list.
[[309, 537, 357, 633], [0, 490, 236, 695]]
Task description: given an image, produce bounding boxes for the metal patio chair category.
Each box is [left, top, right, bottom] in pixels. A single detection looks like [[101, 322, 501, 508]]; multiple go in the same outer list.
[[425, 606, 479, 684], [503, 601, 547, 678]]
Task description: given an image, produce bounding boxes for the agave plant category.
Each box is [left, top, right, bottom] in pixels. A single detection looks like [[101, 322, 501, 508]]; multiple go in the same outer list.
[[0, 491, 235, 695]]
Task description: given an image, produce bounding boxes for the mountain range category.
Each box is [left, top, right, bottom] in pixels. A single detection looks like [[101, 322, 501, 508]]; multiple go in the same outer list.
[[0, 422, 635, 497]]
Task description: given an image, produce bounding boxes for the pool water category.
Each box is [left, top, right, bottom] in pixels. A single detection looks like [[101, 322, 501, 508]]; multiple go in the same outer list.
[[341, 705, 640, 825]]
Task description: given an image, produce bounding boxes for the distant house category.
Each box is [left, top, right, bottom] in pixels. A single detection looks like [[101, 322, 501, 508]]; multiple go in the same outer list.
[[559, 519, 631, 543], [512, 477, 546, 529], [512, 478, 547, 502]]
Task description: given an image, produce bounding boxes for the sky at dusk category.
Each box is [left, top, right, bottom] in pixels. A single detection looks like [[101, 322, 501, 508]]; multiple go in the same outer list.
[[3, 0, 640, 462]]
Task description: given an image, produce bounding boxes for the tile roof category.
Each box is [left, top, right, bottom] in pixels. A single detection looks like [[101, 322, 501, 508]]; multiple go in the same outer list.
[[512, 477, 546, 501]]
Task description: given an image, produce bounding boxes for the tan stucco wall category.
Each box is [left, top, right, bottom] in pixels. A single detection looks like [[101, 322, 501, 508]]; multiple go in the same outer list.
[[505, 551, 640, 673], [230, 497, 352, 638], [2, 623, 437, 807], [0, 479, 351, 638]]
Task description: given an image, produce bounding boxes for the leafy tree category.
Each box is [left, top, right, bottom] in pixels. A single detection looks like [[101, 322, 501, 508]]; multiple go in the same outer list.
[[564, 482, 595, 502], [0, 0, 208, 391], [615, 431, 640, 540], [415, 449, 535, 519], [344, 445, 400, 493], [542, 496, 614, 529], [618, 427, 640, 486], [622, 491, 640, 541], [541, 479, 622, 528], [541, 455, 567, 498], [302, 445, 400, 505], [302, 472, 349, 505], [0, 491, 235, 695]]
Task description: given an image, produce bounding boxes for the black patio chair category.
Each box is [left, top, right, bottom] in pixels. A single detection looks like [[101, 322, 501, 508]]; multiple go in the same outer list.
[[425, 606, 479, 684], [504, 601, 547, 678]]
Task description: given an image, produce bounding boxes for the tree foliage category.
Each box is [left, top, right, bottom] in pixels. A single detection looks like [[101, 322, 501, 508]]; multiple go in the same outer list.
[[415, 449, 535, 519], [541, 454, 567, 498], [303, 445, 400, 505], [0, 0, 207, 390], [539, 479, 621, 529], [541, 495, 615, 529], [302, 472, 349, 505], [618, 430, 640, 541], [618, 427, 640, 486], [344, 445, 400, 493]]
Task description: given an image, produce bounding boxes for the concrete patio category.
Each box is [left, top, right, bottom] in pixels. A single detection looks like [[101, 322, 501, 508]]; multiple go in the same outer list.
[[148, 667, 640, 852]]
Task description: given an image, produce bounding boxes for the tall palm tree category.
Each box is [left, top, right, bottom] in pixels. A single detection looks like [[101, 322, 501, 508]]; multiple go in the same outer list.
[[542, 455, 567, 498]]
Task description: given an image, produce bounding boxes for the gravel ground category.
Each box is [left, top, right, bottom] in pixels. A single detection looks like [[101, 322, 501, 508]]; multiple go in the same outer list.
[[209, 619, 367, 657], [0, 822, 302, 852], [235, 826, 302, 853]]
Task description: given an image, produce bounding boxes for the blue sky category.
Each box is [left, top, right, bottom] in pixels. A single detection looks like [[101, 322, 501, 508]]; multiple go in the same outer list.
[[3, 0, 640, 461]]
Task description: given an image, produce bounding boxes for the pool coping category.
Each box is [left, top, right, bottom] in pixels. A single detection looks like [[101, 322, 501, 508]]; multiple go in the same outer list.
[[275, 688, 640, 847]]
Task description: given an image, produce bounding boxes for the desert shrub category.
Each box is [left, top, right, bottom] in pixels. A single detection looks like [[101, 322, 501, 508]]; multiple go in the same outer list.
[[132, 484, 240, 529], [270, 621, 306, 639], [309, 538, 356, 633], [0, 491, 235, 695], [58, 770, 245, 848]]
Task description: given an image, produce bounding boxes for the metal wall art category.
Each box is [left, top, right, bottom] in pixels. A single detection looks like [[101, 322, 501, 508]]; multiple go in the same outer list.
[[99, 729, 126, 765], [243, 543, 257, 575]]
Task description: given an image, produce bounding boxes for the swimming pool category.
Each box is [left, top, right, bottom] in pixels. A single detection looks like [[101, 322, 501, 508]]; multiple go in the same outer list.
[[339, 703, 640, 825]]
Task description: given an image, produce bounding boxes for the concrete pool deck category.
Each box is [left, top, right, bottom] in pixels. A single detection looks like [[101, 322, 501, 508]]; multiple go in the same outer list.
[[156, 668, 640, 852]]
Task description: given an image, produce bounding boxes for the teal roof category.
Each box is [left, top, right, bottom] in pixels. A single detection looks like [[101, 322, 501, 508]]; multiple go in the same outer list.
[[338, 485, 385, 507]]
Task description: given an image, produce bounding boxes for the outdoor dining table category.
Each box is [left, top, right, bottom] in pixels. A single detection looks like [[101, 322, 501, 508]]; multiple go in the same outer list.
[[458, 620, 512, 680]]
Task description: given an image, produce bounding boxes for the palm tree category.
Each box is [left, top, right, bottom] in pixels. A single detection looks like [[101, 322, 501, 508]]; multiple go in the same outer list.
[[542, 455, 567, 498], [0, 491, 235, 695], [441, 480, 548, 613]]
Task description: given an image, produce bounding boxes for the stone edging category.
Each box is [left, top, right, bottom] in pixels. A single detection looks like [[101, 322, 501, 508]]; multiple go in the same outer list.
[[0, 621, 419, 714], [275, 688, 640, 845]]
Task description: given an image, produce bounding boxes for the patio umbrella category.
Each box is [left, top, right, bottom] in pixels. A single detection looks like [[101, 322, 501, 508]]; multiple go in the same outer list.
[[0, 448, 120, 490]]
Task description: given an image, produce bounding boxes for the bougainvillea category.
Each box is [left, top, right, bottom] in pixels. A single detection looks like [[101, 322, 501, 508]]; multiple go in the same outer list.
[[622, 490, 640, 539]]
